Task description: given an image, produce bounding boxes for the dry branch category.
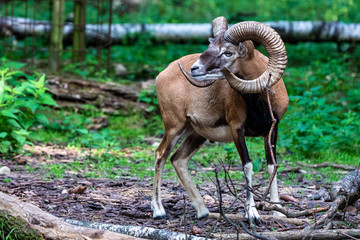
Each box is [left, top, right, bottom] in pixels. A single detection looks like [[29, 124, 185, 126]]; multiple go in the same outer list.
[[2, 17, 360, 43], [263, 74, 278, 201], [0, 192, 144, 240], [259, 201, 328, 218]]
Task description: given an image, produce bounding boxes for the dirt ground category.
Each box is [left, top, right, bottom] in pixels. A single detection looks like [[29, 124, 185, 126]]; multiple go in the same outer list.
[[0, 145, 359, 239]]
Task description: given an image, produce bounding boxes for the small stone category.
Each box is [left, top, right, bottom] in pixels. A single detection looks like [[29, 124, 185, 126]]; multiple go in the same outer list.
[[114, 63, 127, 76], [0, 166, 11, 175], [61, 189, 69, 195], [152, 142, 160, 147]]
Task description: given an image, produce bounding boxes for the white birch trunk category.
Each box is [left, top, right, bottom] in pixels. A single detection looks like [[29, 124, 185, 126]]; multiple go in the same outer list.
[[1, 17, 360, 43]]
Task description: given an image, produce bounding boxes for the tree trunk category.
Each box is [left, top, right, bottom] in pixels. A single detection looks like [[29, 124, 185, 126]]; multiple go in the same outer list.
[[0, 192, 146, 240], [2, 17, 360, 43], [72, 0, 86, 63], [49, 0, 65, 72]]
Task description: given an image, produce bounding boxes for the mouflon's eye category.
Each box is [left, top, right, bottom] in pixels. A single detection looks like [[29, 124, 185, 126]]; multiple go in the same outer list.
[[224, 51, 233, 57]]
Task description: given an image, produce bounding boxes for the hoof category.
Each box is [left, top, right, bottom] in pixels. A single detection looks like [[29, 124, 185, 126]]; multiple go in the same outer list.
[[245, 207, 262, 226], [151, 201, 166, 220], [248, 215, 263, 227], [254, 216, 263, 226], [197, 210, 210, 220]]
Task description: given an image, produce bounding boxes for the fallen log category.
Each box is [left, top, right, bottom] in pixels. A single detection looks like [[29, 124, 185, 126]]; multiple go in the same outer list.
[[2, 17, 360, 43], [330, 168, 360, 208], [213, 229, 360, 240], [209, 213, 309, 226], [64, 218, 215, 240], [46, 76, 151, 114], [303, 169, 360, 230], [296, 161, 356, 171], [0, 192, 145, 240]]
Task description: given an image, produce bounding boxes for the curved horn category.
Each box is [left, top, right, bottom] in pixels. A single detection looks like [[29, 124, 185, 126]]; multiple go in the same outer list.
[[212, 16, 228, 37], [223, 21, 287, 93], [178, 63, 217, 87]]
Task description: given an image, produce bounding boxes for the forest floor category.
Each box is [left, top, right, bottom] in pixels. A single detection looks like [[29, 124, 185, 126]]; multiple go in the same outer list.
[[0, 144, 360, 239]]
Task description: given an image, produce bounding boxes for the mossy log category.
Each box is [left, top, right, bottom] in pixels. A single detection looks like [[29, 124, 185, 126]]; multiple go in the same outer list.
[[0, 192, 146, 240]]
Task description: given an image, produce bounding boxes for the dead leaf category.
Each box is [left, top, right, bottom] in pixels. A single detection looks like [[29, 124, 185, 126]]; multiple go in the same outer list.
[[345, 206, 357, 215], [68, 185, 87, 194], [203, 194, 216, 205], [191, 225, 203, 235], [14, 155, 27, 165]]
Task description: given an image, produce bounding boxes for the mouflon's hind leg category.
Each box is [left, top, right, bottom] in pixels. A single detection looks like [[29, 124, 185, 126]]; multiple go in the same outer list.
[[151, 129, 183, 219], [170, 132, 208, 219], [264, 123, 285, 217], [230, 125, 261, 226]]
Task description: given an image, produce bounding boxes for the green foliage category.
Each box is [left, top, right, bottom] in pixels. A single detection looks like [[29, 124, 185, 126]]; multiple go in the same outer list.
[[0, 69, 57, 153], [3, 0, 360, 24], [138, 85, 159, 113], [106, 0, 360, 23], [279, 43, 360, 157]]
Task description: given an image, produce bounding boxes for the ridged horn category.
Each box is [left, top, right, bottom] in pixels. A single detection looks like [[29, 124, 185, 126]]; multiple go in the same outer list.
[[178, 63, 217, 87], [212, 16, 228, 37], [223, 21, 287, 93]]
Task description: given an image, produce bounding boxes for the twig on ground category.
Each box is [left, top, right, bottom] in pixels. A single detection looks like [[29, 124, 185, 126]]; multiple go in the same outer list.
[[258, 201, 328, 218], [279, 195, 301, 205], [279, 166, 305, 173]]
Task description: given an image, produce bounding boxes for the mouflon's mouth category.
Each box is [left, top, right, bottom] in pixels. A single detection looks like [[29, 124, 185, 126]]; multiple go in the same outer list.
[[179, 62, 224, 87], [190, 72, 224, 81]]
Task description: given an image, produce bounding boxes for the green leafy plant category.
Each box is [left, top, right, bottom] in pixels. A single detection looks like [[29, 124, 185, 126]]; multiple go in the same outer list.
[[0, 69, 58, 153], [138, 85, 159, 113]]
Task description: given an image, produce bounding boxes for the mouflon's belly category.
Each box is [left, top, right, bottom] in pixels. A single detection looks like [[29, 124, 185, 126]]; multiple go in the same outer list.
[[192, 125, 233, 142], [187, 113, 232, 142]]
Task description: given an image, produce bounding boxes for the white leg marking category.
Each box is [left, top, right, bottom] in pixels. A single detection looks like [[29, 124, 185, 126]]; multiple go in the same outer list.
[[267, 164, 286, 217], [243, 162, 260, 221]]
